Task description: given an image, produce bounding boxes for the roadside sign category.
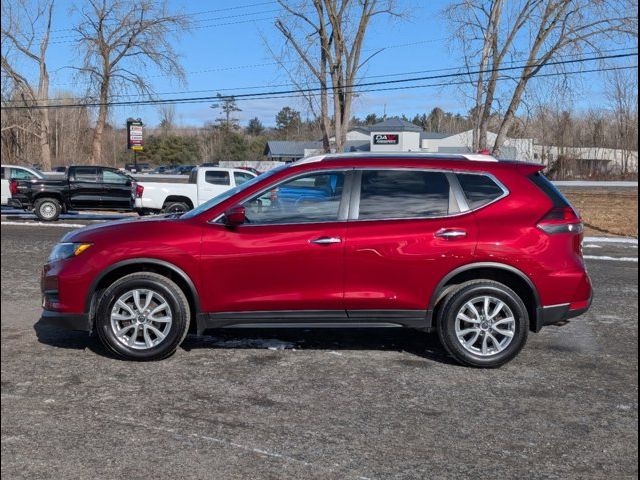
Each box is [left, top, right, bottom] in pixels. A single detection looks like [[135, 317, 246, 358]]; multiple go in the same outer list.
[[127, 119, 144, 150]]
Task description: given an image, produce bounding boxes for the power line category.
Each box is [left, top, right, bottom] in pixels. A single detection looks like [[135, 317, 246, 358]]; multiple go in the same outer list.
[[31, 1, 278, 38], [45, 38, 447, 87], [28, 46, 637, 103], [2, 53, 636, 110]]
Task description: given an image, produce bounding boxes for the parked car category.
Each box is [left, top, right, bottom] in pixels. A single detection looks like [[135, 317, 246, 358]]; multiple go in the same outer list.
[[52, 166, 68, 173], [238, 166, 261, 175], [9, 165, 139, 221], [1, 165, 45, 205], [151, 165, 177, 174], [39, 153, 592, 365], [135, 167, 257, 214], [175, 165, 196, 175], [124, 163, 152, 173]]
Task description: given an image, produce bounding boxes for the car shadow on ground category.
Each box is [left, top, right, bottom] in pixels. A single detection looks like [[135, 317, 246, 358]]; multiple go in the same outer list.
[[33, 320, 457, 365]]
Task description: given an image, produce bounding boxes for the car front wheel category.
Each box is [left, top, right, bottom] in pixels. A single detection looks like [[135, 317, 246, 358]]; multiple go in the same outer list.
[[436, 280, 529, 368], [95, 272, 190, 361]]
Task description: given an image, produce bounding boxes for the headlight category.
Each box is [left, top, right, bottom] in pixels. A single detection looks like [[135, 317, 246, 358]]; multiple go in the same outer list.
[[48, 242, 92, 262]]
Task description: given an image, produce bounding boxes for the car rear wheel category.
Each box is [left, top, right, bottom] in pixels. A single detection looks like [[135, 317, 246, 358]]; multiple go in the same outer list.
[[163, 202, 190, 214], [95, 272, 190, 361], [34, 197, 62, 221], [436, 280, 529, 368]]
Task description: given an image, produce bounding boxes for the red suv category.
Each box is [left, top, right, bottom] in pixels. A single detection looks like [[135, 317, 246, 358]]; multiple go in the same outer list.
[[41, 154, 592, 367]]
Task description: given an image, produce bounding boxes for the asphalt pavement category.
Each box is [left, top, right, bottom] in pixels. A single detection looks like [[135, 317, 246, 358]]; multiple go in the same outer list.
[[1, 222, 638, 479]]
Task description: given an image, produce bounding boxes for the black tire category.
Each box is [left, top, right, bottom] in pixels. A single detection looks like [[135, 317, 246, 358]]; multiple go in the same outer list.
[[436, 280, 529, 368], [34, 197, 62, 221], [163, 202, 190, 214], [95, 272, 190, 361]]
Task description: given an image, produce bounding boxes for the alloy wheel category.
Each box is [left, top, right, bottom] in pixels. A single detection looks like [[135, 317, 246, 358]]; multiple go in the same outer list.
[[110, 289, 173, 350], [454, 295, 516, 356]]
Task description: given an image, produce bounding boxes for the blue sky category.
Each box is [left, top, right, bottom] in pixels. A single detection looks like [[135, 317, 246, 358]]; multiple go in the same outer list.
[[20, 0, 639, 128]]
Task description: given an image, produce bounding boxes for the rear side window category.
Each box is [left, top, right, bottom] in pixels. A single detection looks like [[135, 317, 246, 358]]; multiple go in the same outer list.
[[358, 170, 450, 220], [73, 167, 98, 182], [457, 173, 505, 209], [205, 171, 230, 186], [528, 172, 571, 207]]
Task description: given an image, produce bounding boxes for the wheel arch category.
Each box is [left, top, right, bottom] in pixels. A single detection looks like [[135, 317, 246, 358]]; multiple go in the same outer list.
[[162, 196, 194, 209], [34, 192, 64, 203], [429, 262, 541, 332], [86, 258, 202, 334]]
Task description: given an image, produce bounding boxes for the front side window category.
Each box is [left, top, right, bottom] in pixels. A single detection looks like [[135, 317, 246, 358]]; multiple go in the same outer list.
[[357, 170, 451, 220], [9, 168, 36, 180], [242, 171, 346, 225], [102, 170, 130, 184], [205, 171, 231, 186], [457, 173, 504, 209], [234, 171, 254, 186], [73, 167, 98, 182]]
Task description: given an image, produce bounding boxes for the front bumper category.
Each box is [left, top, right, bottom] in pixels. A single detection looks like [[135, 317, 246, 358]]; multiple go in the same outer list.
[[39, 309, 90, 331], [533, 295, 593, 332]]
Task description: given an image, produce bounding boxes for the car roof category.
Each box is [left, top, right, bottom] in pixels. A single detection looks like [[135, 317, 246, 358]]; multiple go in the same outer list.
[[293, 152, 542, 172]]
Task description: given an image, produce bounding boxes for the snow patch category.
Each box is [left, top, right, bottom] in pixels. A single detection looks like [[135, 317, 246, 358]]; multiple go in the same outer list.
[[584, 255, 638, 263], [1, 221, 85, 228]]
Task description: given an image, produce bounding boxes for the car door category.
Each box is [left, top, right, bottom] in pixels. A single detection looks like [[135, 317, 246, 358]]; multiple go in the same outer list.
[[101, 169, 133, 210], [343, 169, 478, 318], [198, 170, 232, 205], [68, 167, 102, 209], [199, 169, 352, 316]]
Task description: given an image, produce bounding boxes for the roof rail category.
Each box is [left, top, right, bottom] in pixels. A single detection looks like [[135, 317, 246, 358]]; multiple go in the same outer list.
[[296, 152, 500, 163]]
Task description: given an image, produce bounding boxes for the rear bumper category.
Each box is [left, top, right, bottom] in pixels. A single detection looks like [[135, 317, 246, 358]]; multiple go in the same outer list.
[[39, 309, 90, 332], [8, 198, 30, 210], [533, 295, 593, 332]]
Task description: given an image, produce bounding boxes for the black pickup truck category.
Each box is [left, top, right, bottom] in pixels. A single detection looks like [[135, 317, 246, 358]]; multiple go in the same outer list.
[[9, 166, 138, 221]]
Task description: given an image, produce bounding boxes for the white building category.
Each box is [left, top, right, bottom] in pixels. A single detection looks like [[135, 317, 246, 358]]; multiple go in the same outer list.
[[264, 117, 638, 173]]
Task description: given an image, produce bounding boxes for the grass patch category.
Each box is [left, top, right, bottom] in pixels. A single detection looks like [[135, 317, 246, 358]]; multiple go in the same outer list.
[[560, 187, 638, 238]]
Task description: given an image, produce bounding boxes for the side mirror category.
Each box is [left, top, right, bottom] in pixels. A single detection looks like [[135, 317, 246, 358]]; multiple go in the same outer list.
[[224, 205, 246, 227]]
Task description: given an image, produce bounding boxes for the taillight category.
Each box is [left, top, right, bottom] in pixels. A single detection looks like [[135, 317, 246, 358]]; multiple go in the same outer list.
[[9, 180, 18, 195], [135, 183, 144, 198], [537, 207, 583, 234]]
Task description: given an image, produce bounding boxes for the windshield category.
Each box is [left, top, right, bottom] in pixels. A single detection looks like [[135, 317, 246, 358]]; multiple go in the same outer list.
[[180, 164, 288, 219]]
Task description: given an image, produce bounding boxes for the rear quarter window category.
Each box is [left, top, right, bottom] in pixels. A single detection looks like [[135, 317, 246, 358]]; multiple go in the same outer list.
[[457, 173, 505, 209]]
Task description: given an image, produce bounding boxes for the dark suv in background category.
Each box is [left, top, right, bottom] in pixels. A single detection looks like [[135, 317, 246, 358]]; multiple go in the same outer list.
[[39, 153, 591, 367]]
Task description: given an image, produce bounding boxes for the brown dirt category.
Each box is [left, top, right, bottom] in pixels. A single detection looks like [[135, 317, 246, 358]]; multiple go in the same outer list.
[[560, 187, 638, 238]]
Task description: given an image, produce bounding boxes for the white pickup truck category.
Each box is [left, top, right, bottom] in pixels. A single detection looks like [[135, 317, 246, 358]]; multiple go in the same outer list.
[[1, 165, 45, 205], [135, 167, 257, 214]]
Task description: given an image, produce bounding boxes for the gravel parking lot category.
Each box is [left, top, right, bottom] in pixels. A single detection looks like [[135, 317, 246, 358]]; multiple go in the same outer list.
[[1, 221, 638, 479]]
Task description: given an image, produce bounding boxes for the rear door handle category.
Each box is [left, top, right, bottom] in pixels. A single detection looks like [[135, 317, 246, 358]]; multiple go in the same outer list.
[[435, 229, 468, 239], [310, 237, 342, 245]]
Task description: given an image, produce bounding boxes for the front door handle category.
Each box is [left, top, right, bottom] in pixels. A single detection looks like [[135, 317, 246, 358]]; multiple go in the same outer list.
[[435, 229, 468, 240], [310, 237, 342, 245]]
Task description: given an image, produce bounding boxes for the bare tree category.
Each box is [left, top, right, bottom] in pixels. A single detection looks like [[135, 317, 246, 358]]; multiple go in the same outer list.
[[1, 0, 54, 170], [446, 0, 638, 155], [275, 0, 398, 152], [73, 0, 189, 164], [606, 68, 638, 174]]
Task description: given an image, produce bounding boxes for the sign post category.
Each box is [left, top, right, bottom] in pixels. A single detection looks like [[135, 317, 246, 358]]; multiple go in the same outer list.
[[126, 118, 144, 171]]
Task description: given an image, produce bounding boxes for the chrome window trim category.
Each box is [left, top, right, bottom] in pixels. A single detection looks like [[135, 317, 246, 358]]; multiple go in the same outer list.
[[210, 166, 510, 226]]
